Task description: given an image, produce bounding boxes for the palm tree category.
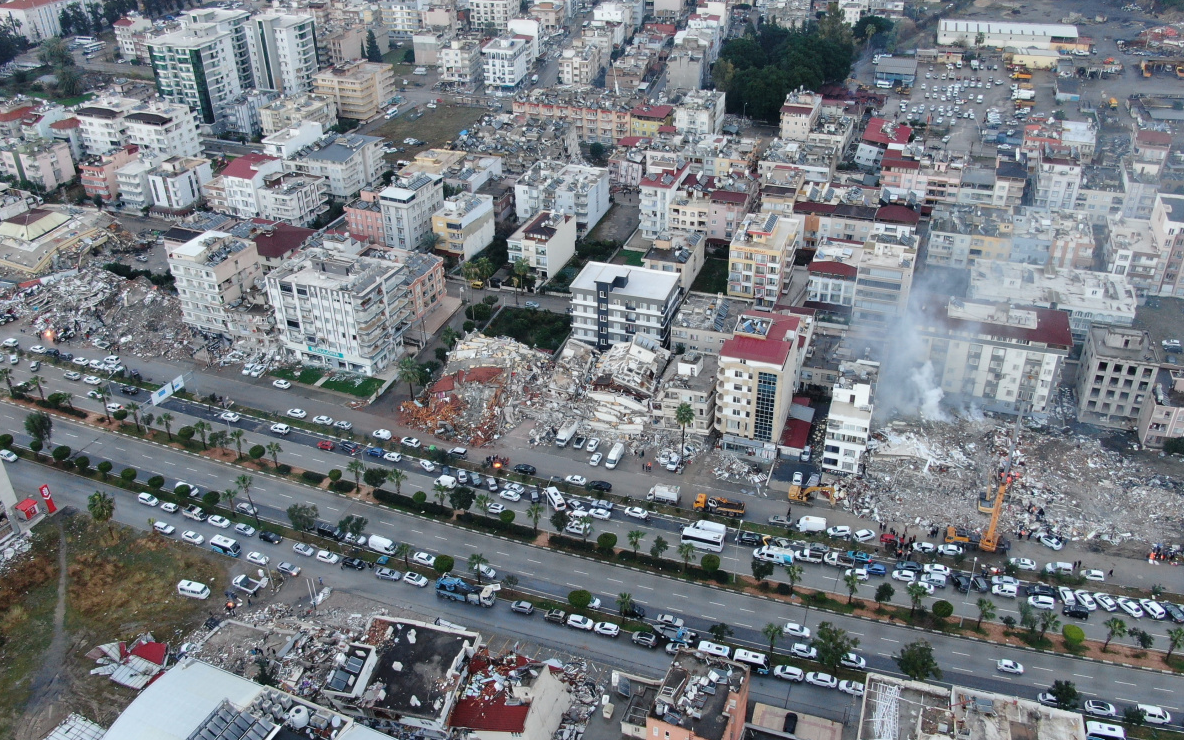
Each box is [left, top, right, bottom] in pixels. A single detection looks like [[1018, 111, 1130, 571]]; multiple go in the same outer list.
[[266, 441, 282, 468], [126, 401, 142, 432], [347, 459, 365, 489], [468, 552, 489, 583], [976, 597, 996, 629], [627, 529, 645, 555], [159, 412, 174, 440], [389, 468, 407, 496], [906, 582, 927, 618], [236, 474, 260, 528], [526, 503, 543, 532], [397, 356, 421, 398], [675, 402, 694, 454], [0, 367, 12, 394], [29, 374, 45, 400], [677, 542, 695, 571], [1166, 627, 1184, 660], [440, 325, 461, 349], [193, 420, 210, 449], [785, 563, 804, 597], [394, 541, 412, 568], [616, 592, 634, 616], [1103, 617, 1127, 651], [58, 392, 74, 411], [1038, 610, 1061, 640], [221, 487, 238, 514], [761, 622, 782, 655], [87, 490, 115, 537], [433, 482, 449, 507], [229, 429, 246, 459], [512, 258, 530, 304], [96, 387, 111, 421], [474, 493, 492, 514], [844, 571, 861, 604]]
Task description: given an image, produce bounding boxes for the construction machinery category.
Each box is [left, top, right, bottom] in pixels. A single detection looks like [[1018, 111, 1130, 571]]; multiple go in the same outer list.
[[787, 485, 836, 505], [979, 411, 1024, 554], [693, 494, 746, 518], [435, 574, 500, 607]]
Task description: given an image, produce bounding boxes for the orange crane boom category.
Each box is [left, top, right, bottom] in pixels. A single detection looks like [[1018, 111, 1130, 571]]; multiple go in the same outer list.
[[979, 410, 1024, 553]]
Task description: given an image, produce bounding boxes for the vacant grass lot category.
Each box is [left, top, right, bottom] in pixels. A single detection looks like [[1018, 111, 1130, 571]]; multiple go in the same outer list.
[[690, 257, 728, 294], [320, 374, 384, 397], [487, 306, 571, 352], [272, 366, 325, 385], [372, 105, 485, 152]]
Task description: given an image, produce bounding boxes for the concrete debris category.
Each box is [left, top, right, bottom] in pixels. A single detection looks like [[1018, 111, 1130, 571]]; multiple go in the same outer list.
[[84, 633, 169, 690], [711, 450, 766, 484]]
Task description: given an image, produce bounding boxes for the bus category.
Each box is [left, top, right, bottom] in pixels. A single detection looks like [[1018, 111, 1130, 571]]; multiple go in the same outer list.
[[1086, 723, 1125, 740], [733, 649, 769, 674], [82, 41, 105, 54], [680, 522, 726, 553], [209, 534, 241, 558]]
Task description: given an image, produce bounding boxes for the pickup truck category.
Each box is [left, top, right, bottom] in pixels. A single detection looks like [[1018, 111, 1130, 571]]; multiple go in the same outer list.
[[182, 505, 206, 522], [232, 574, 268, 595]]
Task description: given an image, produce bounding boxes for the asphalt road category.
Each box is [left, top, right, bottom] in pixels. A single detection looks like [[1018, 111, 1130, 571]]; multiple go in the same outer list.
[[8, 444, 1184, 721]]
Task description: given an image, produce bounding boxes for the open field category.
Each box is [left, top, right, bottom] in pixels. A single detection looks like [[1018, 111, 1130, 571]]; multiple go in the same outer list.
[[372, 105, 486, 152]]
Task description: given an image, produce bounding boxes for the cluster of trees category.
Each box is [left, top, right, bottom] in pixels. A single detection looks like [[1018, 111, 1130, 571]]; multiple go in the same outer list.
[[58, 0, 137, 37], [36, 38, 83, 97], [711, 6, 866, 123], [0, 20, 27, 68], [364, 30, 383, 63]]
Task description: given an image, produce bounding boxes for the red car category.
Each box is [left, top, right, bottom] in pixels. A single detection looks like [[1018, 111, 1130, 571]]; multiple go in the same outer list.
[[880, 533, 899, 545], [317, 440, 335, 451]]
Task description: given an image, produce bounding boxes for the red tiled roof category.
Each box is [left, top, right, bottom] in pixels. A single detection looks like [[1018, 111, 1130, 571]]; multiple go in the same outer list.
[[639, 165, 686, 188], [248, 218, 314, 258], [616, 136, 650, 147], [862, 117, 912, 146], [0, 105, 34, 123], [881, 157, 919, 170], [630, 104, 673, 120], [922, 299, 1073, 347], [720, 312, 800, 366], [780, 417, 811, 448], [657, 124, 678, 133], [221, 153, 278, 180], [113, 17, 135, 26], [0, 0, 60, 9], [793, 202, 837, 215], [875, 205, 920, 225], [449, 698, 529, 733], [711, 190, 748, 204], [793, 395, 812, 407], [808, 260, 857, 278], [1136, 129, 1172, 147], [49, 117, 79, 130], [780, 105, 815, 115]]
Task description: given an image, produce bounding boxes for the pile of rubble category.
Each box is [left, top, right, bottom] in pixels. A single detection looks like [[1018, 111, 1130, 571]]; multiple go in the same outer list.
[[847, 415, 1184, 550], [710, 450, 766, 484], [5, 266, 196, 360]]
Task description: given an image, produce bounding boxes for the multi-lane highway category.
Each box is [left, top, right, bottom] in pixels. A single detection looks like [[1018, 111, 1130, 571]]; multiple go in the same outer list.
[[4, 404, 1184, 722]]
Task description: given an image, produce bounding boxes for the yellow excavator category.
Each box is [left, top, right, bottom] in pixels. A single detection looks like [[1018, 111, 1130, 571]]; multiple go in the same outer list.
[[788, 485, 835, 506]]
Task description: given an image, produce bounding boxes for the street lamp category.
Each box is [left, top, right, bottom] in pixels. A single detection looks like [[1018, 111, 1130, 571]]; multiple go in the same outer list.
[[959, 555, 979, 627]]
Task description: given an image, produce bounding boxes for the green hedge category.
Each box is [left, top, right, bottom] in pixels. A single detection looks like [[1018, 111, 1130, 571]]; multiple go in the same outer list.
[[456, 512, 535, 539], [372, 487, 452, 518], [332, 480, 356, 493], [302, 471, 326, 483]]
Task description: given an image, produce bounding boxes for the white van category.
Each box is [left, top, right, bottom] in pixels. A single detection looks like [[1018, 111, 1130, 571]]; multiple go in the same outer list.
[[177, 580, 211, 599], [1086, 722, 1126, 740], [733, 648, 769, 674], [546, 487, 566, 511], [435, 474, 457, 489], [696, 640, 731, 658], [1043, 561, 1073, 575], [797, 516, 827, 533], [368, 534, 396, 555], [1138, 705, 1172, 725], [875, 80, 892, 89]]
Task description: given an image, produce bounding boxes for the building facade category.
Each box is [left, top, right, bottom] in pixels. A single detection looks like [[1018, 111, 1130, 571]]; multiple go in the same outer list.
[[507, 210, 576, 280], [569, 262, 682, 350], [313, 61, 397, 121], [431, 193, 495, 261], [379, 172, 445, 250]]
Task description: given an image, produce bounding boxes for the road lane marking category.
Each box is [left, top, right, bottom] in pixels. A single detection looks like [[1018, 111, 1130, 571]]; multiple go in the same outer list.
[[637, 585, 654, 590], [63, 432, 78, 438], [607, 578, 623, 583], [574, 570, 588, 575], [528, 559, 541, 564], [882, 638, 899, 643], [1073, 674, 1092, 679], [278, 494, 292, 499], [673, 593, 687, 598], [878, 653, 893, 658], [496, 551, 510, 557], [411, 529, 423, 534], [1032, 667, 1053, 672], [1115, 681, 1136, 686], [739, 608, 754, 613], [849, 632, 864, 636], [951, 666, 970, 672], [186, 467, 198, 472], [710, 602, 726, 607], [1154, 688, 1174, 693], [434, 535, 446, 540], [735, 623, 752, 628]]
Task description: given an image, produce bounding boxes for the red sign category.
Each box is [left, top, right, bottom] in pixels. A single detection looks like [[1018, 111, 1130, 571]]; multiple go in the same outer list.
[[38, 484, 57, 515]]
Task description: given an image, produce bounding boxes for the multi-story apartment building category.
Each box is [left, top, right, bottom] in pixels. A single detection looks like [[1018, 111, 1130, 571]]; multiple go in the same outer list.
[[123, 103, 202, 160], [79, 144, 139, 202], [822, 361, 878, 474], [381, 0, 424, 35], [313, 61, 397, 121], [201, 152, 283, 219], [74, 96, 140, 156], [1105, 216, 1162, 297], [557, 44, 602, 86], [266, 248, 415, 375], [379, 172, 445, 250], [252, 14, 319, 94], [569, 262, 682, 350], [714, 310, 810, 452], [146, 156, 213, 214], [183, 7, 257, 88], [673, 89, 726, 136], [114, 158, 155, 210], [514, 161, 611, 234], [344, 191, 385, 244], [1150, 193, 1184, 297], [512, 88, 635, 143], [148, 22, 247, 124], [1034, 156, 1082, 211], [630, 105, 673, 138], [653, 350, 717, 436], [1137, 368, 1184, 448], [439, 38, 484, 88], [778, 90, 822, 141], [430, 193, 495, 261], [639, 164, 690, 238], [805, 235, 917, 330], [917, 297, 1072, 415], [1076, 326, 1160, 429], [321, 24, 366, 66], [0, 0, 83, 41], [259, 93, 339, 136], [925, 204, 1012, 268], [257, 171, 330, 227], [481, 36, 530, 89], [470, 0, 513, 29], [642, 231, 705, 292], [168, 230, 264, 339], [0, 139, 74, 191], [1132, 128, 1171, 178], [507, 210, 576, 280], [727, 212, 802, 310], [286, 133, 385, 200], [113, 15, 152, 59]]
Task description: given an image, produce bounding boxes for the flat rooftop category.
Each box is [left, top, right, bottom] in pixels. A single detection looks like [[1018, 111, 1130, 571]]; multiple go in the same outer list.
[[647, 652, 747, 740], [357, 617, 475, 720]]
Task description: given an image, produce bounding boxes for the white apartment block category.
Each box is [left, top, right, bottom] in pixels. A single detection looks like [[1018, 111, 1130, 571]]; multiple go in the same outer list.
[[266, 248, 415, 375], [569, 262, 682, 350], [482, 36, 530, 89], [202, 152, 284, 219], [148, 25, 246, 125], [74, 96, 140, 156], [727, 212, 802, 309], [1149, 194, 1184, 297], [114, 15, 152, 59], [1034, 156, 1082, 211], [673, 90, 726, 136], [507, 210, 577, 280], [123, 103, 202, 159], [147, 156, 213, 213], [639, 164, 691, 238], [382, 0, 426, 34], [257, 172, 330, 227], [653, 351, 718, 436], [286, 133, 386, 199], [822, 362, 877, 474], [515, 161, 611, 234], [439, 38, 484, 87], [169, 230, 264, 338], [431, 193, 495, 261], [470, 0, 513, 29], [252, 14, 319, 95], [558, 44, 602, 86], [0, 0, 80, 41], [262, 120, 323, 159], [778, 90, 822, 141], [380, 172, 445, 250], [259, 93, 338, 136], [115, 158, 155, 210]]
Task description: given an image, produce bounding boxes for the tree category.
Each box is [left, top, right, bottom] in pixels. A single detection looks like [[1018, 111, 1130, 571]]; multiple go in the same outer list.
[[1103, 617, 1126, 650], [650, 535, 669, 560], [235, 474, 260, 528], [394, 541, 412, 568], [550, 509, 570, 532], [501, 574, 519, 597], [674, 401, 695, 454], [38, 36, 70, 66], [448, 486, 475, 512], [159, 412, 174, 441], [751, 559, 774, 583], [88, 491, 115, 536], [220, 487, 238, 515], [474, 493, 492, 514], [812, 621, 858, 674], [468, 552, 489, 583], [875, 582, 895, 606], [526, 503, 543, 532], [597, 532, 618, 552], [228, 429, 245, 458], [56, 65, 83, 97], [512, 258, 531, 303], [976, 597, 996, 629], [906, 581, 928, 618], [588, 141, 607, 165], [126, 401, 142, 432], [364, 28, 382, 62], [762, 622, 782, 655], [347, 459, 365, 489], [434, 555, 454, 574], [1038, 610, 1061, 640], [266, 441, 282, 468], [363, 467, 387, 489], [568, 588, 592, 608], [1049, 680, 1078, 710], [1019, 603, 1038, 635], [193, 420, 210, 449], [287, 503, 318, 537], [97, 460, 112, 479], [627, 529, 645, 555], [440, 325, 461, 349], [1130, 627, 1154, 650], [96, 388, 112, 421], [616, 592, 634, 616], [1167, 627, 1184, 660], [432, 482, 450, 507], [701, 553, 720, 574], [28, 374, 44, 400], [248, 444, 265, 462], [785, 563, 803, 596], [1062, 624, 1085, 648], [1124, 707, 1146, 727], [0, 367, 11, 395], [931, 600, 954, 621], [388, 468, 406, 496], [895, 639, 942, 682], [677, 542, 695, 571], [397, 356, 421, 398], [843, 571, 861, 604], [25, 411, 52, 444], [708, 623, 733, 641]]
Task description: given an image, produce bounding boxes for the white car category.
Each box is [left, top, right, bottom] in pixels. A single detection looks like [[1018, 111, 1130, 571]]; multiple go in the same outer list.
[[153, 521, 176, 536], [486, 502, 506, 515], [83, 375, 102, 385], [623, 507, 650, 521], [234, 524, 256, 538], [936, 544, 963, 557], [564, 475, 587, 486], [805, 672, 837, 689], [1117, 597, 1144, 618], [589, 508, 611, 520], [382, 451, 402, 463], [419, 460, 436, 472], [401, 437, 422, 448], [1009, 557, 1037, 571], [1140, 599, 1167, 620], [160, 502, 179, 513], [589, 453, 603, 466], [844, 567, 869, 582], [790, 643, 817, 660], [991, 583, 1018, 598], [293, 543, 316, 557], [567, 614, 595, 630], [105, 402, 123, 412], [313, 415, 334, 425], [0, 450, 16, 464], [404, 572, 429, 587], [334, 420, 353, 431], [1073, 591, 1097, 611], [137, 492, 159, 506], [841, 652, 867, 670], [996, 659, 1024, 675], [839, 680, 865, 696], [914, 581, 935, 595], [891, 570, 916, 583], [71, 356, 89, 366], [373, 429, 392, 440], [412, 551, 436, 567], [499, 489, 522, 502], [826, 525, 851, 539], [63, 371, 81, 381], [286, 408, 307, 419], [594, 622, 620, 637], [1094, 593, 1118, 612], [586, 438, 600, 452], [316, 550, 340, 564], [272, 379, 292, 389], [1138, 705, 1172, 725], [270, 423, 291, 435], [182, 531, 205, 545], [853, 529, 876, 543], [911, 541, 937, 554], [473, 563, 497, 580], [247, 551, 270, 566], [1038, 534, 1064, 550], [774, 665, 804, 682], [1081, 569, 1105, 582], [1057, 586, 1076, 606], [208, 515, 231, 529], [1027, 595, 1056, 610], [923, 563, 950, 577], [219, 411, 241, 423]]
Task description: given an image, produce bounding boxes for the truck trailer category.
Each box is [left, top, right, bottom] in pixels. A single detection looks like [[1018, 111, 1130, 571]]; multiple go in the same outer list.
[[647, 484, 681, 505], [435, 573, 500, 606]]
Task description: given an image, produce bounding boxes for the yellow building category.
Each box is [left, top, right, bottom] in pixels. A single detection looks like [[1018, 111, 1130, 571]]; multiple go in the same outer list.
[[313, 60, 396, 121], [629, 104, 673, 138]]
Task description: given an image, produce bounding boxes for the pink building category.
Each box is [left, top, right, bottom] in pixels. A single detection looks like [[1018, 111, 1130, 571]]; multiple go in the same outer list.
[[79, 144, 138, 201], [708, 188, 754, 241], [343, 190, 385, 243]]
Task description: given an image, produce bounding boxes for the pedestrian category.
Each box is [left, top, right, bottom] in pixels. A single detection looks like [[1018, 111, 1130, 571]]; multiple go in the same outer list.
[[318, 577, 323, 586]]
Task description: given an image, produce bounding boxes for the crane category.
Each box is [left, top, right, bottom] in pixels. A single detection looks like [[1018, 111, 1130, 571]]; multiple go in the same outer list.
[[979, 408, 1025, 553]]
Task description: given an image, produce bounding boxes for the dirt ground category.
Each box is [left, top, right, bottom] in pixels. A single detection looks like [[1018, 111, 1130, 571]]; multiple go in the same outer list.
[[372, 104, 487, 156]]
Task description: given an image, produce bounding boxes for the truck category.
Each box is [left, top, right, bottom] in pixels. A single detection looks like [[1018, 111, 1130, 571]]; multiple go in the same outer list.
[[182, 505, 206, 522], [232, 573, 268, 596], [646, 484, 681, 505], [970, 58, 980, 70], [693, 495, 746, 518], [555, 420, 579, 447], [1011, 88, 1035, 101], [368, 534, 396, 556], [435, 573, 500, 607], [797, 515, 827, 533], [605, 442, 625, 469]]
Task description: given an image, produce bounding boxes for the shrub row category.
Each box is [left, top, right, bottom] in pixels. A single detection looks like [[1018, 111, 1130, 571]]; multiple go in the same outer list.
[[456, 512, 535, 539], [372, 488, 452, 518]]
